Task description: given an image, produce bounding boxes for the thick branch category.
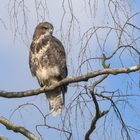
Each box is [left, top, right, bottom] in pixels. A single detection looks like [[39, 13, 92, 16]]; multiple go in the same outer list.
[[0, 65, 139, 98], [0, 135, 8, 140], [85, 110, 108, 140], [84, 86, 109, 140], [0, 116, 39, 140]]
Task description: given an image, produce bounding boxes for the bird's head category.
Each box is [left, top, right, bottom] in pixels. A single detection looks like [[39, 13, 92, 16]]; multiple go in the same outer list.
[[33, 22, 54, 40]]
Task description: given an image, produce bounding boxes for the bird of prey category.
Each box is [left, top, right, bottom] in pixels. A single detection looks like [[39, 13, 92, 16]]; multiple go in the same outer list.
[[29, 22, 68, 116]]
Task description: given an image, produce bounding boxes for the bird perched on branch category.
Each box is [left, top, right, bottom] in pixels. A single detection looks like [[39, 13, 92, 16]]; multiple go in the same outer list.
[[29, 22, 68, 116]]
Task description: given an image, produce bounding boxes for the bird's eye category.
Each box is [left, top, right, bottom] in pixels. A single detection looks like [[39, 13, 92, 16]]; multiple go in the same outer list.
[[42, 27, 48, 30]]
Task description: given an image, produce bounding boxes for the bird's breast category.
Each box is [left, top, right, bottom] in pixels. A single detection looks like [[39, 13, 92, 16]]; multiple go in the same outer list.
[[36, 66, 60, 84]]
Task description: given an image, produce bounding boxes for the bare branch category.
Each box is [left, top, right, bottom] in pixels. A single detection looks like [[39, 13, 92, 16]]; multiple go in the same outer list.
[[0, 65, 139, 98], [95, 93, 132, 139], [85, 110, 108, 140], [0, 116, 39, 140], [84, 86, 109, 140], [0, 135, 8, 140], [106, 45, 140, 60]]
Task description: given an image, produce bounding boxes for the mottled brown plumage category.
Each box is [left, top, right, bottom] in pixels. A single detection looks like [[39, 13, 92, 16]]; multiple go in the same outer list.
[[29, 22, 68, 116]]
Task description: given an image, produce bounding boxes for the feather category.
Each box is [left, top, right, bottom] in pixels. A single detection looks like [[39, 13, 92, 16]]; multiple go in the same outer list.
[[29, 22, 68, 116], [46, 89, 64, 116]]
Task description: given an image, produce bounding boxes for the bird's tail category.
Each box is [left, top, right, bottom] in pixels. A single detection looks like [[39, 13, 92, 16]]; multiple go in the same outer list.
[[46, 88, 64, 116]]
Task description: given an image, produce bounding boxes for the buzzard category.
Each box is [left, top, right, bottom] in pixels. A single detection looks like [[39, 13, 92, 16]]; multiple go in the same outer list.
[[29, 22, 68, 116]]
